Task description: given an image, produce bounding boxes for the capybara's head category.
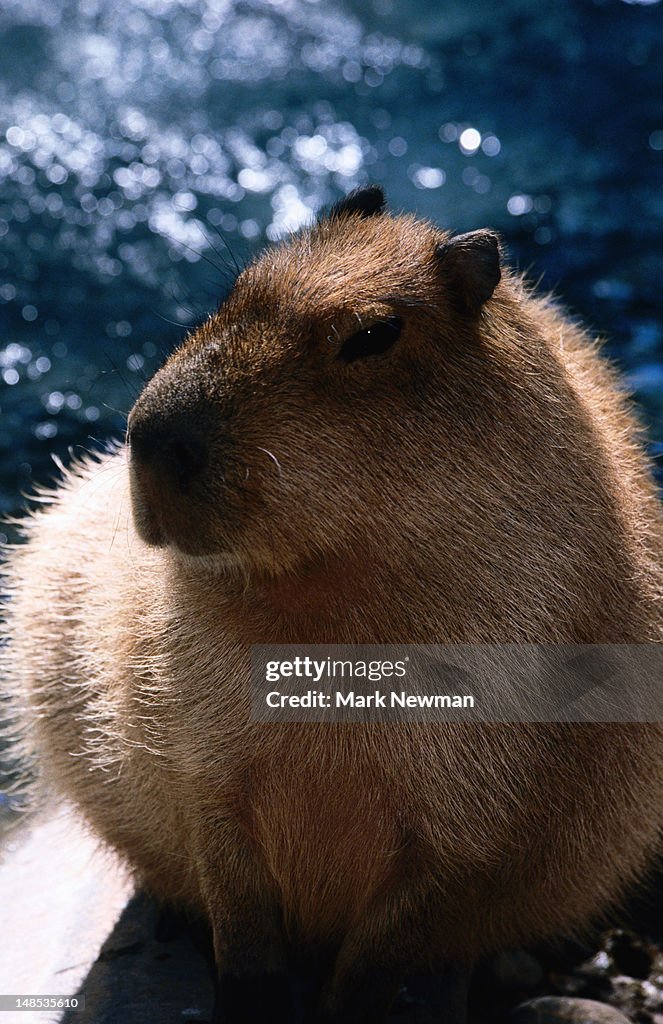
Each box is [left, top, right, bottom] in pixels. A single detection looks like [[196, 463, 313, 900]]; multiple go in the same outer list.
[[128, 186, 507, 573]]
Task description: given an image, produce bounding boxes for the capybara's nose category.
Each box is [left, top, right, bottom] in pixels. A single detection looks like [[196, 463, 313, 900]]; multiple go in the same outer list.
[[129, 413, 208, 495]]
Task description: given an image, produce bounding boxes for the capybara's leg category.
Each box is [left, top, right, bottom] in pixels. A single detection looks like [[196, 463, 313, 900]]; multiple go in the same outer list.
[[315, 963, 470, 1024], [314, 962, 402, 1023], [197, 823, 292, 1024], [211, 967, 293, 1024], [315, 885, 466, 1024], [207, 893, 293, 1024], [405, 967, 471, 1024]]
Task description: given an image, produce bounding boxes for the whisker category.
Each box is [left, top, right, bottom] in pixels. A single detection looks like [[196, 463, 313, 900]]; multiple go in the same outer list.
[[151, 309, 197, 330], [102, 353, 140, 401], [164, 279, 210, 322], [207, 221, 243, 277], [162, 232, 230, 280], [101, 402, 130, 418], [196, 223, 241, 283], [256, 447, 283, 477]]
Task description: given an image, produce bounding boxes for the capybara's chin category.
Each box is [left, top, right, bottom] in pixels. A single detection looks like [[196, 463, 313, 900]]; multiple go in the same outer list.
[[129, 465, 228, 557]]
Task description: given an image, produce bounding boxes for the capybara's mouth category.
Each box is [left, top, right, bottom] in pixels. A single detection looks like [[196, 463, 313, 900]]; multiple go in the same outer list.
[[129, 455, 219, 556]]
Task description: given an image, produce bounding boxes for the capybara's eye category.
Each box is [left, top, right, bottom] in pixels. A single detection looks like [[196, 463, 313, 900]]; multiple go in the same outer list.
[[338, 316, 403, 363]]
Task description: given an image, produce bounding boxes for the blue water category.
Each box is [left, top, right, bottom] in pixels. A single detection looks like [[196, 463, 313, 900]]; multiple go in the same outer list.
[[0, 0, 662, 532]]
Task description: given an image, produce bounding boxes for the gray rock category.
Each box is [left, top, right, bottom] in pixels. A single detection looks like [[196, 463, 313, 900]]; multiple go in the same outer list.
[[511, 996, 633, 1024], [0, 806, 214, 1024]]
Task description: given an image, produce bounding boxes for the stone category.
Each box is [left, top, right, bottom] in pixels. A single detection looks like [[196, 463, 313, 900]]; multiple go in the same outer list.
[[0, 806, 214, 1024], [511, 996, 633, 1024]]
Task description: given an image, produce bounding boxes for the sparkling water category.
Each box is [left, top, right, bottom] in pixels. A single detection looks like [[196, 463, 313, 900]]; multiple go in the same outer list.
[[0, 0, 661, 529]]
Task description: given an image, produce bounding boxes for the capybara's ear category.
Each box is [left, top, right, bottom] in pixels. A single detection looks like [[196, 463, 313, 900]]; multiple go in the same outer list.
[[436, 230, 501, 315], [328, 185, 386, 220]]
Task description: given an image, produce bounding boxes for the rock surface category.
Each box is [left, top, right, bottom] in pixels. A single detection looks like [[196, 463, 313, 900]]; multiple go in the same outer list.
[[2, 808, 663, 1023], [511, 997, 632, 1024], [0, 808, 214, 1024]]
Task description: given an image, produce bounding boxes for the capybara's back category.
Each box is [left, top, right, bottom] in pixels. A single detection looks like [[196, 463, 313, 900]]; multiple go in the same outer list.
[[3, 187, 662, 1023]]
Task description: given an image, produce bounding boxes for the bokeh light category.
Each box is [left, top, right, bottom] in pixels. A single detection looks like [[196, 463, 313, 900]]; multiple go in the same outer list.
[[0, 0, 661, 512]]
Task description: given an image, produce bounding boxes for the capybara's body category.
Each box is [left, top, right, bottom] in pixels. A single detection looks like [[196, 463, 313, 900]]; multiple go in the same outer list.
[[3, 188, 663, 1022]]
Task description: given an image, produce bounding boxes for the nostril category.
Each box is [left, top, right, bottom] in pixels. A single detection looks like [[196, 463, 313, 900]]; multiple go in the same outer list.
[[130, 419, 208, 494], [163, 436, 207, 492]]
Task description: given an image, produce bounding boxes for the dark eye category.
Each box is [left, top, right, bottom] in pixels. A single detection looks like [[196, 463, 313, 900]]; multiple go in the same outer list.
[[338, 316, 403, 363]]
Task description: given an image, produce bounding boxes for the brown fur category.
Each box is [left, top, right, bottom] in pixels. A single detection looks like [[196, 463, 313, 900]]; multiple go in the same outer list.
[[3, 191, 663, 1021]]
